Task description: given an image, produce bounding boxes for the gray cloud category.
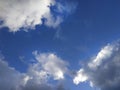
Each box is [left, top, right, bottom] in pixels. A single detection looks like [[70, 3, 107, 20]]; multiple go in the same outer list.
[[21, 83, 53, 90], [21, 82, 67, 90], [73, 41, 120, 90], [0, 58, 24, 90]]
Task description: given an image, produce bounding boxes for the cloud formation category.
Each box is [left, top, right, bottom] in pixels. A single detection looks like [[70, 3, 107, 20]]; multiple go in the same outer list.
[[0, 52, 68, 90], [73, 41, 120, 90], [32, 51, 68, 80], [0, 0, 76, 32]]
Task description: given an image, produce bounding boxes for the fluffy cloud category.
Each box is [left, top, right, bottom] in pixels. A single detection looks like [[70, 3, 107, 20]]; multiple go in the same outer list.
[[0, 0, 76, 32], [0, 52, 68, 90], [31, 51, 68, 80], [0, 0, 53, 32], [73, 41, 120, 90]]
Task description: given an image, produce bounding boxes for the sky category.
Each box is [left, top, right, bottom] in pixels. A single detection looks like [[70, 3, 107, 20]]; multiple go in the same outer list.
[[0, 0, 120, 90]]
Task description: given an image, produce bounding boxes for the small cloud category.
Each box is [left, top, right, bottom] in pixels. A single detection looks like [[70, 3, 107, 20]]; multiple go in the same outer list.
[[32, 51, 69, 80], [73, 69, 88, 85]]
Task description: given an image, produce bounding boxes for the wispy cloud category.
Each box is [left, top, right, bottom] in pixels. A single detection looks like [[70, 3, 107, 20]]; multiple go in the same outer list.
[[73, 41, 120, 90]]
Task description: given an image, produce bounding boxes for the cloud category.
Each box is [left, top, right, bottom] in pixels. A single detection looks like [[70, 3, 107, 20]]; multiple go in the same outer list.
[[73, 69, 88, 85], [0, 0, 77, 32], [73, 41, 120, 90], [0, 58, 25, 90], [0, 52, 68, 90], [32, 51, 68, 80]]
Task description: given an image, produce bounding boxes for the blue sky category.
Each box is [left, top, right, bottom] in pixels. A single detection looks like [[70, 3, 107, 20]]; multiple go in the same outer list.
[[0, 0, 120, 90]]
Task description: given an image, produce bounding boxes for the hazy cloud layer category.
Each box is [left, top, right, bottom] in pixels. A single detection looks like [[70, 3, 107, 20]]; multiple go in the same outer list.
[[73, 41, 120, 90], [0, 52, 68, 90], [0, 0, 76, 32]]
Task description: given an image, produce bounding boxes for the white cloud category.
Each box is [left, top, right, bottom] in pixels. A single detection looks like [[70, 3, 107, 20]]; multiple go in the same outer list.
[[0, 52, 68, 90], [73, 41, 120, 90], [88, 44, 114, 69], [73, 69, 88, 85], [73, 44, 116, 85], [0, 0, 77, 32], [0, 0, 54, 32], [32, 51, 68, 80]]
